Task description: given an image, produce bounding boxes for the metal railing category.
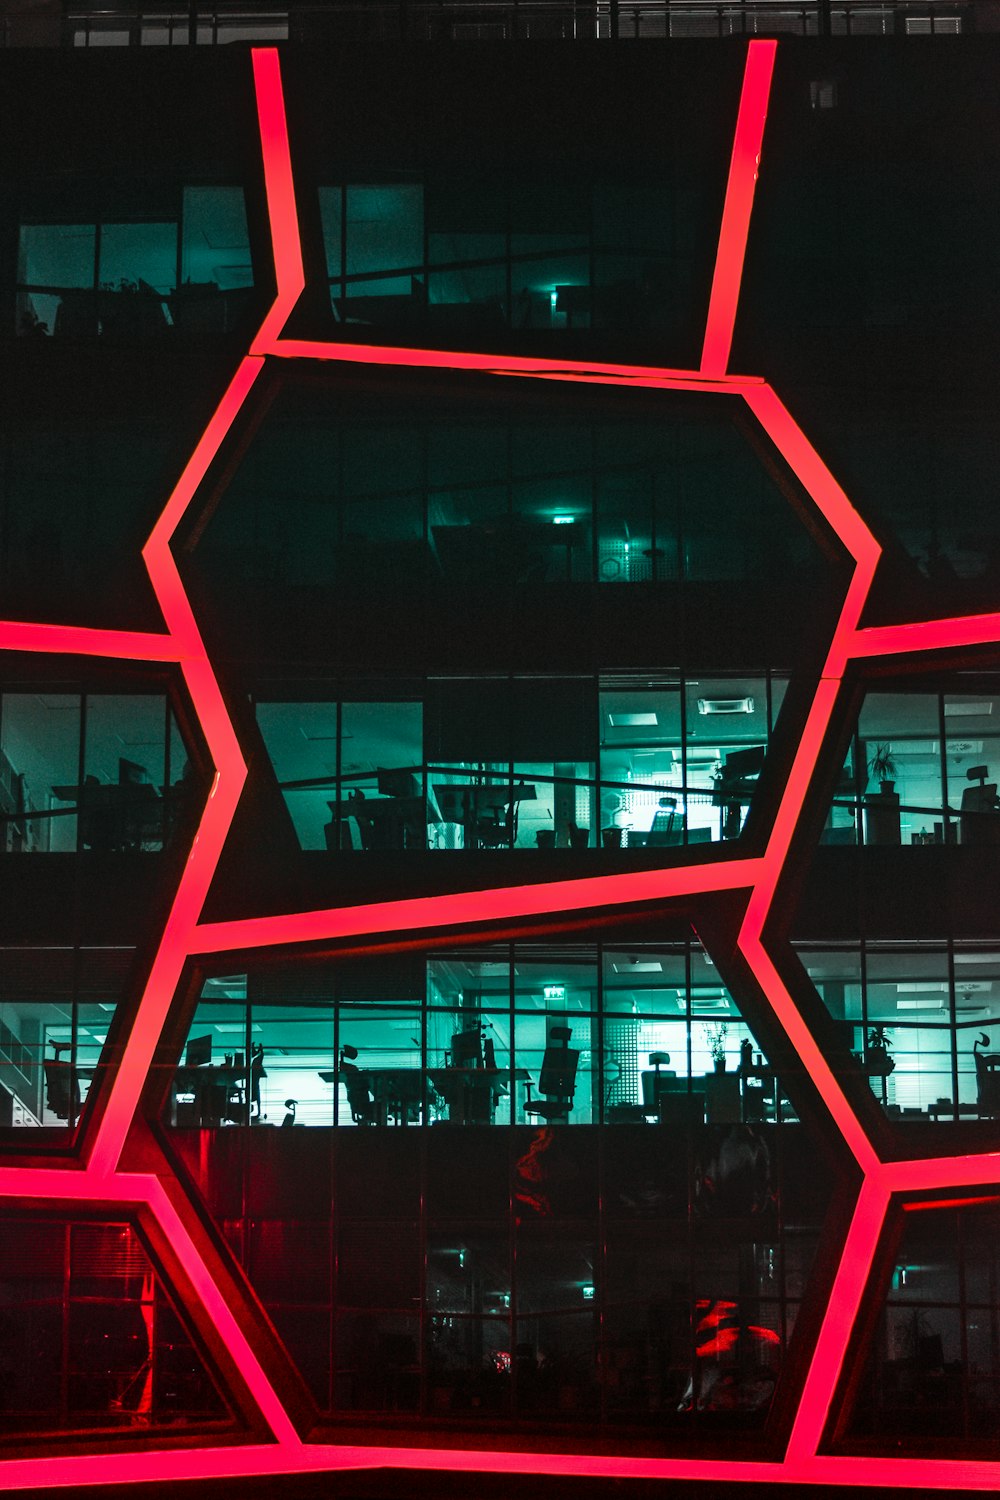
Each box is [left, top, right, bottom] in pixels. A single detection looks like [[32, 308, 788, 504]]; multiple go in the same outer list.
[[0, 0, 982, 46]]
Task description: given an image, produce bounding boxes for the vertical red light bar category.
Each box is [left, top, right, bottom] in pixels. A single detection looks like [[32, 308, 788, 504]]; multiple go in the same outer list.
[[250, 45, 306, 353], [701, 39, 777, 378]]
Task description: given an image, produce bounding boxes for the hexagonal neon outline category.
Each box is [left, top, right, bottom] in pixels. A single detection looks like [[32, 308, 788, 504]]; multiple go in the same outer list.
[[1, 39, 1000, 1491]]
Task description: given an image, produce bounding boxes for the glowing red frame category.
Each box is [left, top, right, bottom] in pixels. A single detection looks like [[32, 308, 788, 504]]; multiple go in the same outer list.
[[3, 40, 1000, 1492]]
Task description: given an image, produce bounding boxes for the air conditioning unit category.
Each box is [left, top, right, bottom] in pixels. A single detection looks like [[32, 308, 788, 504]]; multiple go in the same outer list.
[[697, 697, 754, 715]]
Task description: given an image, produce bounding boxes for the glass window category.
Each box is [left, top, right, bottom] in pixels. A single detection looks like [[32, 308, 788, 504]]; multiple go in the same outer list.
[[83, 695, 168, 852], [0, 1216, 227, 1435], [858, 693, 942, 845], [346, 184, 423, 278], [256, 700, 338, 851], [18, 222, 95, 287], [181, 188, 251, 288], [98, 222, 175, 293], [1, 693, 80, 853], [685, 676, 769, 843], [599, 680, 683, 849], [256, 700, 424, 852], [252, 1005, 335, 1128], [337, 1008, 422, 1127], [944, 689, 1000, 846], [0, 946, 133, 1134], [321, 183, 424, 313], [865, 949, 951, 1116]]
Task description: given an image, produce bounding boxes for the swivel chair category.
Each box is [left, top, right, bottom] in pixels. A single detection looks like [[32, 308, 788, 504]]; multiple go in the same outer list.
[[43, 1041, 80, 1123], [973, 1033, 1000, 1118], [339, 1044, 375, 1125], [524, 1025, 579, 1124]]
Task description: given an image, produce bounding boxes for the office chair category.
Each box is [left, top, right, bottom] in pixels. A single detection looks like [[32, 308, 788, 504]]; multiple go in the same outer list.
[[973, 1033, 1000, 1118], [249, 1044, 266, 1119], [960, 765, 1000, 845], [339, 1044, 375, 1125], [644, 799, 677, 847], [43, 1041, 80, 1122], [524, 1025, 580, 1124]]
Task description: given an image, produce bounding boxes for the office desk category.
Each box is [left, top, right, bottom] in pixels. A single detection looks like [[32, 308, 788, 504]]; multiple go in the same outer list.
[[366, 1068, 424, 1126], [53, 781, 161, 852], [428, 1066, 529, 1124], [740, 1065, 777, 1123], [325, 794, 440, 851], [431, 783, 536, 849], [174, 1063, 245, 1126], [319, 1067, 424, 1125]]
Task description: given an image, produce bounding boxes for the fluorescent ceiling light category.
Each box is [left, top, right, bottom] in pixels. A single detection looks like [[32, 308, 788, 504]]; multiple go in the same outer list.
[[896, 982, 947, 993], [697, 697, 754, 715], [945, 701, 993, 716], [897, 998, 945, 1010], [608, 712, 658, 727], [611, 960, 663, 973], [213, 1023, 263, 1034]]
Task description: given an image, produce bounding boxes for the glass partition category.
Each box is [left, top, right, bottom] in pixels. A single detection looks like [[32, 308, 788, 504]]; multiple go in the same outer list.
[[0, 692, 183, 855], [797, 941, 1000, 1124], [257, 674, 787, 855], [0, 946, 135, 1135], [17, 188, 251, 340], [823, 683, 1000, 847], [169, 942, 795, 1132]]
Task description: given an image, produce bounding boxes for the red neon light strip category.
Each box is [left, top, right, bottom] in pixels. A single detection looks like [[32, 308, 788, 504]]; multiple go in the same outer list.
[[6, 41, 1000, 1493], [269, 336, 764, 386], [192, 857, 762, 955], [700, 40, 777, 378], [852, 613, 1000, 658], [785, 1174, 890, 1461], [0, 622, 179, 660], [249, 47, 305, 353]]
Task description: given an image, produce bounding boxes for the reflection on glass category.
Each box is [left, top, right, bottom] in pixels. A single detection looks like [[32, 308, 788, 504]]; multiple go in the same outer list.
[[0, 1217, 227, 1435], [161, 942, 806, 1131], [847, 1203, 1000, 1447], [796, 941, 1000, 1123], [0, 692, 180, 855], [0, 946, 132, 1132], [1, 693, 81, 852]]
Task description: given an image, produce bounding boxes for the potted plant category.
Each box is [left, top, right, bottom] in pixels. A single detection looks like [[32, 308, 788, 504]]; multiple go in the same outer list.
[[866, 1026, 895, 1075], [864, 743, 901, 845], [867, 743, 898, 793], [704, 1021, 730, 1074]]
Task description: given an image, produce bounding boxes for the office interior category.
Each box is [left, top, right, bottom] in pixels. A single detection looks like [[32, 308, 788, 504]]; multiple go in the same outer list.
[[255, 673, 785, 853]]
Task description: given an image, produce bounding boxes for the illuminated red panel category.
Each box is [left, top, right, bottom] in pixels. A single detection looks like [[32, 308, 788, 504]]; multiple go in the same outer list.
[[2, 38, 1000, 1495], [700, 39, 777, 377]]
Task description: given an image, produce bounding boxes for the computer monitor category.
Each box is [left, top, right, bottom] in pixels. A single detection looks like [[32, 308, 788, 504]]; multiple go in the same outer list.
[[119, 757, 150, 786], [721, 745, 766, 780], [450, 1028, 483, 1069], [377, 767, 420, 799], [432, 784, 469, 822], [185, 1034, 212, 1068]]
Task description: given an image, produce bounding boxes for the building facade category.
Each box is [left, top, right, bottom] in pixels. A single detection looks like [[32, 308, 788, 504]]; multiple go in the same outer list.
[[1, 11, 1000, 1496]]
